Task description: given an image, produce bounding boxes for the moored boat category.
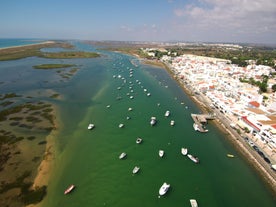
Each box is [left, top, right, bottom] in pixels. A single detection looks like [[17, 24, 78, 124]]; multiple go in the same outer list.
[[165, 110, 170, 117], [150, 117, 157, 126], [159, 150, 164, 157], [136, 137, 142, 144], [190, 199, 198, 207], [181, 147, 188, 156], [132, 166, 140, 174], [88, 123, 95, 130], [187, 154, 199, 163], [170, 120, 175, 126], [159, 182, 170, 196], [227, 154, 235, 158], [119, 152, 127, 159], [193, 123, 200, 131], [119, 123, 124, 128], [64, 184, 75, 195]]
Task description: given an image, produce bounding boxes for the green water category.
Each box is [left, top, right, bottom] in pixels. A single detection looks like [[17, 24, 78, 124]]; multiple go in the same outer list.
[[1, 41, 275, 207], [39, 44, 275, 207]]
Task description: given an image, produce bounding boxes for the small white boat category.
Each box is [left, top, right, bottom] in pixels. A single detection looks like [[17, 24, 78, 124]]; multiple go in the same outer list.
[[119, 124, 124, 128], [150, 117, 157, 126], [181, 148, 188, 156], [193, 123, 200, 131], [147, 93, 151, 96], [64, 184, 75, 195], [159, 150, 164, 157], [132, 166, 140, 174], [159, 182, 170, 196], [136, 138, 142, 144], [190, 199, 198, 207], [187, 154, 199, 163], [119, 152, 127, 159], [165, 110, 170, 117], [88, 123, 95, 130], [170, 120, 175, 126], [128, 107, 133, 111]]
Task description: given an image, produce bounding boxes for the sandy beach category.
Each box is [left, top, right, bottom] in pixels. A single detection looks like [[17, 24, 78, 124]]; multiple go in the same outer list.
[[0, 41, 55, 51]]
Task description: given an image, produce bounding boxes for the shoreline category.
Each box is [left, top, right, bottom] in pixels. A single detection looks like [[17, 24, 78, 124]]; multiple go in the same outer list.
[[161, 62, 276, 194], [26, 104, 62, 207], [0, 41, 55, 51], [130, 56, 276, 194], [27, 49, 275, 206]]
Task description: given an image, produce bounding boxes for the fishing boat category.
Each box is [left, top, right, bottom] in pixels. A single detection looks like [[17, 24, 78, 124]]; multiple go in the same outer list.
[[165, 110, 170, 117], [87, 123, 95, 130], [136, 137, 142, 144], [159, 150, 164, 157], [227, 154, 235, 158], [150, 117, 157, 126], [132, 166, 140, 174], [187, 154, 199, 163], [119, 123, 124, 128], [159, 182, 170, 196], [190, 199, 198, 207], [64, 184, 75, 195], [119, 152, 127, 159], [170, 120, 175, 126], [181, 148, 188, 156]]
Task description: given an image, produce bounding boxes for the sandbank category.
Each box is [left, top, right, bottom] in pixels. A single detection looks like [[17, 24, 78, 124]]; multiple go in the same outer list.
[[0, 41, 55, 51]]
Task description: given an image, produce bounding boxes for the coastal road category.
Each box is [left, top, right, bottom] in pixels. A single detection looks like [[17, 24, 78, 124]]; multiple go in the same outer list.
[[195, 92, 276, 185]]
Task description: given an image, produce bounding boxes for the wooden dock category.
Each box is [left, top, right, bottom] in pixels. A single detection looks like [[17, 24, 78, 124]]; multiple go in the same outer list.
[[191, 113, 215, 132]]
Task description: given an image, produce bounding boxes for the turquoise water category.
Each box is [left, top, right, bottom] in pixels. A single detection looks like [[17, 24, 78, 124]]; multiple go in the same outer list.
[[0, 40, 275, 207], [0, 38, 46, 48]]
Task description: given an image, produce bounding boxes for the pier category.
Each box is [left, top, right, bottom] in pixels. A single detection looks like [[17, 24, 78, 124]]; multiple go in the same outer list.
[[191, 113, 216, 132]]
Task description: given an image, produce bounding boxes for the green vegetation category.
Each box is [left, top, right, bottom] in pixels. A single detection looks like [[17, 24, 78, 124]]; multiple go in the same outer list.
[[0, 42, 100, 61], [50, 93, 60, 98], [272, 84, 276, 92], [33, 64, 75, 69], [0, 93, 20, 100], [240, 75, 269, 93], [0, 170, 47, 205], [101, 42, 276, 69], [0, 42, 73, 61], [162, 45, 276, 68], [42, 51, 100, 59]]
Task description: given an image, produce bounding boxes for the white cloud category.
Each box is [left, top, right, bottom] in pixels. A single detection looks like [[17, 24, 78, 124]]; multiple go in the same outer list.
[[172, 0, 276, 43]]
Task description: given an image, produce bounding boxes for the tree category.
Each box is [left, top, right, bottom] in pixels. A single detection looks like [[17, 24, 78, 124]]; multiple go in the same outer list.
[[272, 84, 276, 92]]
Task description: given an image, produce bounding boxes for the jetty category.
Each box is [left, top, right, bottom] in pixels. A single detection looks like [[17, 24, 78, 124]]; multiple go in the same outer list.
[[191, 113, 216, 132]]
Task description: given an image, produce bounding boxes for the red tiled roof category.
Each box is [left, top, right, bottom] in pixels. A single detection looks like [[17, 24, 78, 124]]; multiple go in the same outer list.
[[242, 116, 261, 131], [249, 101, 260, 108]]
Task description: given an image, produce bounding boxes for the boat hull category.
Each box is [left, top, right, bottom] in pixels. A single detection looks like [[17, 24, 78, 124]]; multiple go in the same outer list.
[[190, 199, 198, 207], [64, 185, 75, 195], [181, 148, 188, 156], [187, 154, 199, 163], [159, 182, 170, 196]]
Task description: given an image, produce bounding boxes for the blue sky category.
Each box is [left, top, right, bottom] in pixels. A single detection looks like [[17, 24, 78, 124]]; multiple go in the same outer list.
[[1, 0, 276, 44]]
